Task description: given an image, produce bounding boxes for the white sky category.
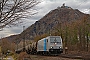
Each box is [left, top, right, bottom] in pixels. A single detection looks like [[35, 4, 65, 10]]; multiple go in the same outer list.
[[0, 0, 90, 38]]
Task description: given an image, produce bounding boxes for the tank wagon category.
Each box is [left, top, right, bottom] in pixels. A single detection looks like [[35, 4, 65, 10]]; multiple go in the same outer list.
[[37, 36, 63, 55]]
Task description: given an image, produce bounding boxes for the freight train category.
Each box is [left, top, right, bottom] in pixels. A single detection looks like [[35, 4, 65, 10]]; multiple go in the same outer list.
[[15, 36, 63, 55]]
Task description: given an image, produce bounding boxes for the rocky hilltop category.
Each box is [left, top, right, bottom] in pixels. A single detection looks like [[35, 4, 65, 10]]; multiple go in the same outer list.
[[21, 4, 88, 39], [2, 4, 89, 42]]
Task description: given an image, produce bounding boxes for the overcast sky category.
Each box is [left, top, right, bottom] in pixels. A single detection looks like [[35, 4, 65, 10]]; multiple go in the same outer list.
[[0, 0, 90, 38]]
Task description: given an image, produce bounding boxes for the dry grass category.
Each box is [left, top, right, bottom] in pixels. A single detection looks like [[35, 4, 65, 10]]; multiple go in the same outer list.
[[18, 52, 32, 60]]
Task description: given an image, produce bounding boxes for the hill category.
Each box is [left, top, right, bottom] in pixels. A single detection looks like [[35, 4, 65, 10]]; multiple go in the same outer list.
[[20, 4, 89, 40], [1, 4, 89, 43]]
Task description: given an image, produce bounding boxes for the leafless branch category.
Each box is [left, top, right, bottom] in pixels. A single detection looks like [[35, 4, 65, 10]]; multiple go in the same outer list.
[[0, 0, 40, 29]]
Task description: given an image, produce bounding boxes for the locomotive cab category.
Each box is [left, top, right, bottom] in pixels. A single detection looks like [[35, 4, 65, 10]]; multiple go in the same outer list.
[[49, 36, 63, 54]]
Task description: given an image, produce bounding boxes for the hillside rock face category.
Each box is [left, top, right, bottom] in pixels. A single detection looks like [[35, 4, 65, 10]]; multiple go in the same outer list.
[[22, 5, 88, 40], [2, 4, 89, 42]]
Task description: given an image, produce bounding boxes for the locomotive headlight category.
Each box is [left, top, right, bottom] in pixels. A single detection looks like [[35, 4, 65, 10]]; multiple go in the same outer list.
[[51, 47, 53, 48], [59, 47, 62, 48], [55, 43, 57, 44]]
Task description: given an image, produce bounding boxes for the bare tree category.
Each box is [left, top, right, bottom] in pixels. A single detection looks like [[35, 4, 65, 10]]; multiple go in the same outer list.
[[0, 0, 40, 29]]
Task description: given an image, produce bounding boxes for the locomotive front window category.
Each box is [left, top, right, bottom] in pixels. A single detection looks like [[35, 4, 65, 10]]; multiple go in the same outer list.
[[50, 37, 61, 43]]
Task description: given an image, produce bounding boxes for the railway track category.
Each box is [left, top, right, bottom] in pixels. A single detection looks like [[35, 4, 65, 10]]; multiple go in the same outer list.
[[59, 54, 82, 59], [32, 53, 90, 60], [29, 54, 80, 60], [59, 54, 90, 60]]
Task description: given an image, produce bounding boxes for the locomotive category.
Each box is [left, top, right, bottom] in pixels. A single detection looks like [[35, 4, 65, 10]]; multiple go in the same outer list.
[[37, 36, 63, 55], [16, 36, 63, 55]]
